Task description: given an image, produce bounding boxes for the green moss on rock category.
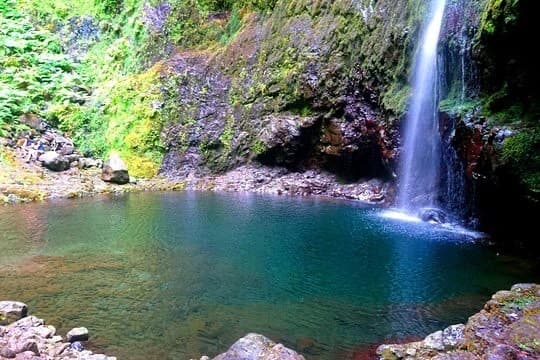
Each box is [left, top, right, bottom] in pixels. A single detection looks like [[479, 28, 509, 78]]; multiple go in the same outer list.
[[502, 127, 540, 192]]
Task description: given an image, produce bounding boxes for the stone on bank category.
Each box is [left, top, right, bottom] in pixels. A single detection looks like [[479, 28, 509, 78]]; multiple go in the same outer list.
[[38, 152, 70, 172], [0, 301, 28, 326], [210, 333, 305, 360], [101, 154, 129, 185], [66, 327, 89, 342]]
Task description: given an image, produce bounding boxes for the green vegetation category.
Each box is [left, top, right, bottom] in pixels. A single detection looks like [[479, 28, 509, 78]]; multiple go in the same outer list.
[[478, 0, 519, 36], [250, 139, 266, 155], [0, 0, 87, 133], [56, 66, 165, 178], [0, 0, 430, 176], [1, 0, 265, 176], [502, 127, 540, 192], [518, 339, 540, 353], [2, 0, 538, 188], [220, 7, 242, 44], [1, 0, 165, 176], [502, 294, 537, 311], [0, 0, 455, 175], [199, 0, 276, 12], [439, 97, 481, 116]]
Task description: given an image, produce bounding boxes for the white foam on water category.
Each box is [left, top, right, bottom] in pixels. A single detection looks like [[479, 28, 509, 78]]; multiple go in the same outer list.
[[380, 209, 487, 240], [380, 210, 422, 223]]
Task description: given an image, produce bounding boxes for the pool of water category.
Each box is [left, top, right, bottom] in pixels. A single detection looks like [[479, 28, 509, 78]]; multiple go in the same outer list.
[[0, 192, 536, 359]]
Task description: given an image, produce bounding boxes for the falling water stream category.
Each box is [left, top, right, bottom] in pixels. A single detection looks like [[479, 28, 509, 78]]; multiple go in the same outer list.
[[398, 0, 447, 212]]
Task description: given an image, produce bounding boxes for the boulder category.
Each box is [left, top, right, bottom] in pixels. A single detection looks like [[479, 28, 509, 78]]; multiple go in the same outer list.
[[213, 333, 305, 360], [38, 152, 70, 172], [33, 325, 55, 339], [0, 301, 28, 325], [0, 306, 113, 359], [418, 207, 447, 224], [423, 330, 444, 351], [15, 340, 40, 355], [59, 145, 75, 156], [101, 155, 129, 184], [0, 347, 16, 358], [442, 324, 465, 349], [65, 154, 80, 163], [79, 158, 102, 169], [66, 327, 89, 342], [19, 114, 46, 131]]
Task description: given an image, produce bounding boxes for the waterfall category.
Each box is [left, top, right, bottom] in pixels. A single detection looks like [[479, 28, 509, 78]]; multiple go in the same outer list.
[[460, 34, 467, 102], [398, 0, 447, 212]]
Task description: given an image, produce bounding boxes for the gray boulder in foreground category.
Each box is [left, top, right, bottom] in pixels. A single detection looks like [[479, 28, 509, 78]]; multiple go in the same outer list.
[[0, 301, 28, 325], [212, 333, 305, 360], [101, 154, 129, 184]]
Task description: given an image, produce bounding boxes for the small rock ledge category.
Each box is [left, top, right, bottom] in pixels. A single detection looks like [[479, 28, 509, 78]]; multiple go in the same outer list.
[[0, 301, 115, 360], [377, 284, 540, 359]]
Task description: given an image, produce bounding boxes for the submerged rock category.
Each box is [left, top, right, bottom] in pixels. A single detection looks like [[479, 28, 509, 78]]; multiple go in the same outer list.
[[0, 301, 28, 326], [377, 284, 540, 359], [101, 154, 129, 184], [418, 208, 447, 224], [212, 333, 305, 360]]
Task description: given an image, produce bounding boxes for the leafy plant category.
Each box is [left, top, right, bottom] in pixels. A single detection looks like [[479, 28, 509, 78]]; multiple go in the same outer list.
[[220, 7, 242, 44], [502, 128, 540, 191], [0, 1, 87, 126]]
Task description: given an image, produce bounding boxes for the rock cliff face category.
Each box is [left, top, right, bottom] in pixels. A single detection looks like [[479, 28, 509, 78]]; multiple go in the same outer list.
[[158, 0, 422, 182], [437, 0, 540, 249]]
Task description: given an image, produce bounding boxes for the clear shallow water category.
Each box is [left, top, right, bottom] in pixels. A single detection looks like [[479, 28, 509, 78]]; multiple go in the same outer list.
[[0, 192, 537, 359]]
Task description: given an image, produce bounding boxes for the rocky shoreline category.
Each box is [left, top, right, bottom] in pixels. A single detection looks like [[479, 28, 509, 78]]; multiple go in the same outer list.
[[0, 301, 115, 360], [377, 284, 540, 360], [175, 164, 390, 203], [3, 284, 539, 359], [1, 133, 390, 206], [0, 126, 188, 204], [0, 149, 185, 205]]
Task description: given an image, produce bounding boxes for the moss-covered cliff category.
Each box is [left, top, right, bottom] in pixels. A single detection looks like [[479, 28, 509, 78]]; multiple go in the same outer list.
[[149, 0, 433, 180]]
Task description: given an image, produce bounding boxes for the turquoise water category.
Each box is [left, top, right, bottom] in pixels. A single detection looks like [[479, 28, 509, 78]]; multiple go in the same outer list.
[[0, 192, 536, 359]]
